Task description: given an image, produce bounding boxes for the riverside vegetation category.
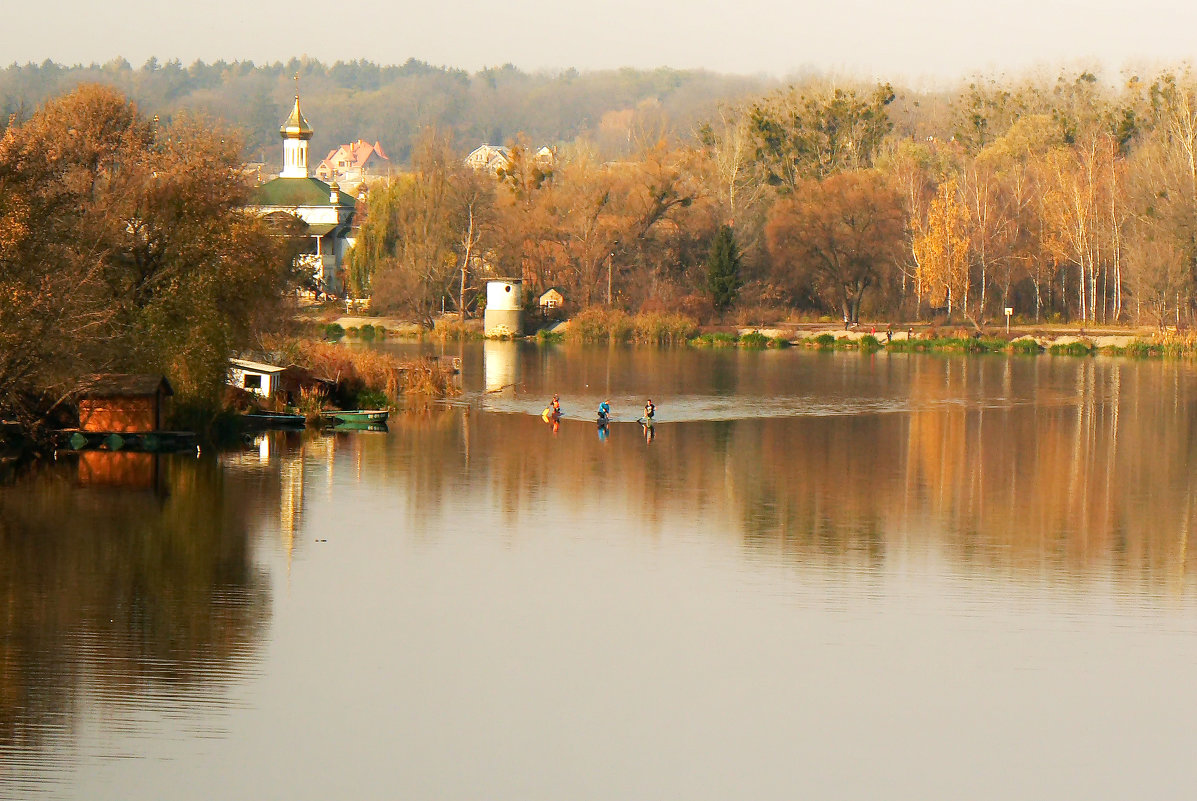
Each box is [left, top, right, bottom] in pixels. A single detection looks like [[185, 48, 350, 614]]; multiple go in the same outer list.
[[0, 85, 450, 453]]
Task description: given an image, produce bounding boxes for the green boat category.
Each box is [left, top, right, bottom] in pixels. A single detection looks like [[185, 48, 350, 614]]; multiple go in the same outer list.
[[322, 409, 390, 425]]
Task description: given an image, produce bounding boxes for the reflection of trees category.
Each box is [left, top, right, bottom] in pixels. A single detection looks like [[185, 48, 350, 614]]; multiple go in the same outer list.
[[332, 355, 1197, 594], [0, 456, 270, 751]]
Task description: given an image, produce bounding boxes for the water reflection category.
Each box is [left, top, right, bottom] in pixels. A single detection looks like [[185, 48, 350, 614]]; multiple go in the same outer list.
[[364, 348, 1197, 595], [4, 347, 1197, 799], [0, 454, 271, 792]]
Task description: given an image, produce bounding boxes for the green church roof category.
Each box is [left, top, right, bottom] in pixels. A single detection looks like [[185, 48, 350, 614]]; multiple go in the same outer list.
[[251, 177, 355, 208]]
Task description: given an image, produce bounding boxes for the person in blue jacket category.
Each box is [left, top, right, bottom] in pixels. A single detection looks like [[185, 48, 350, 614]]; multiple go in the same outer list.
[[597, 400, 611, 423]]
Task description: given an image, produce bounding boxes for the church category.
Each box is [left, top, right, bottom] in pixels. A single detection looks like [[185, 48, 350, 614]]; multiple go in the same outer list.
[[248, 91, 357, 296]]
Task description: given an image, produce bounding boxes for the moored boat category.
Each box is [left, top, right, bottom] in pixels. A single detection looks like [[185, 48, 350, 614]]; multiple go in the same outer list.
[[243, 411, 306, 428], [322, 409, 390, 424]]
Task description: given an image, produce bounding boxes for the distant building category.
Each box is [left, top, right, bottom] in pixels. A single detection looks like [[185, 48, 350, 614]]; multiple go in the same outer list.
[[314, 139, 391, 190], [466, 144, 512, 175], [246, 92, 356, 296], [538, 287, 564, 311], [465, 143, 555, 176]]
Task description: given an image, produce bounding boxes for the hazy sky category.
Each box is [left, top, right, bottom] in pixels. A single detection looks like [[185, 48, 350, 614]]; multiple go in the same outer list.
[[6, 0, 1196, 83]]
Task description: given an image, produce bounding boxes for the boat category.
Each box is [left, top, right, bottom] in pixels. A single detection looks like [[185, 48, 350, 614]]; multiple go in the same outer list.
[[322, 409, 390, 425], [243, 411, 306, 428]]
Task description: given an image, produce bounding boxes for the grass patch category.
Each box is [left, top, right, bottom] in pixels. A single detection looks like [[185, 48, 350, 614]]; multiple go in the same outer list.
[[1009, 338, 1042, 355], [355, 388, 390, 409], [769, 336, 791, 348], [690, 332, 739, 348], [323, 322, 345, 341], [739, 331, 769, 349], [536, 328, 565, 344], [859, 334, 882, 353], [811, 333, 837, 349]]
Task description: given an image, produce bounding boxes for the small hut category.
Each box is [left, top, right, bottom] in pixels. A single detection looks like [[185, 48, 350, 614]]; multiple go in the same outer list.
[[229, 358, 286, 398], [78, 375, 173, 433], [538, 287, 565, 311]]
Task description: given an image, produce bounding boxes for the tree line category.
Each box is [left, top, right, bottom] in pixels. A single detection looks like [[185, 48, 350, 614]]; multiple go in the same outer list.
[[351, 68, 1197, 328], [0, 58, 768, 167]]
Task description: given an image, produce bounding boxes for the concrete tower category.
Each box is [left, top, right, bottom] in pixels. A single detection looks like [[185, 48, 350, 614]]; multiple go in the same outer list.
[[484, 279, 523, 337]]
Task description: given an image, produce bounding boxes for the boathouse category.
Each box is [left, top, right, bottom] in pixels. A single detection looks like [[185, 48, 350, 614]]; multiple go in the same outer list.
[[78, 375, 173, 433], [229, 358, 286, 398]]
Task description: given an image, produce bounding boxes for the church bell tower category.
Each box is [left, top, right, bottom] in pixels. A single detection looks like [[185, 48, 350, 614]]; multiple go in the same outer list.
[[279, 81, 313, 179]]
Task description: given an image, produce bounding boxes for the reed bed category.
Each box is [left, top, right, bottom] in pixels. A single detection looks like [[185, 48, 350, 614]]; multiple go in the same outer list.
[[565, 308, 696, 345]]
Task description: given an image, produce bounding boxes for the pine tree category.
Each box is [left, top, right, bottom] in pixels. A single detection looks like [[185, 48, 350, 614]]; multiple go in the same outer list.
[[707, 225, 743, 313]]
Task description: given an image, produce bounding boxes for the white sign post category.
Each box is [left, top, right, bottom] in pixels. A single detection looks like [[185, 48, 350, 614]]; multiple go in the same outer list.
[[1004, 307, 1014, 334]]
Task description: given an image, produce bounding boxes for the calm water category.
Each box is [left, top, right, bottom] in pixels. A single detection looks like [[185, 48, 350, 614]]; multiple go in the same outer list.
[[2, 344, 1196, 800]]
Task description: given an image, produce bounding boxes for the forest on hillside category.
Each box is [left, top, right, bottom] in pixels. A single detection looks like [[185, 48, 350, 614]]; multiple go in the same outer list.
[[0, 58, 773, 164]]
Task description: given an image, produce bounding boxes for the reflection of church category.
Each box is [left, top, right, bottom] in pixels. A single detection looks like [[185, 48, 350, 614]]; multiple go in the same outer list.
[[247, 90, 357, 296]]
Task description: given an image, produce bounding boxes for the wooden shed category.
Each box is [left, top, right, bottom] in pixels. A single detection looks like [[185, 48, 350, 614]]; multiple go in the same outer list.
[[229, 358, 286, 398], [78, 375, 173, 433]]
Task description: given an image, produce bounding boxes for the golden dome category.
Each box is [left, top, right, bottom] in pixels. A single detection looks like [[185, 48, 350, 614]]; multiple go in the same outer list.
[[280, 95, 314, 140]]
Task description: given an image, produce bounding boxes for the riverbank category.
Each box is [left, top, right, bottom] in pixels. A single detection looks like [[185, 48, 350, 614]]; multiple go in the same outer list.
[[300, 302, 1197, 359]]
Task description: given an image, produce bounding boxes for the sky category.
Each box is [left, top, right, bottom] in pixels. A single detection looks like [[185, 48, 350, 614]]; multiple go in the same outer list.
[[5, 0, 1197, 84]]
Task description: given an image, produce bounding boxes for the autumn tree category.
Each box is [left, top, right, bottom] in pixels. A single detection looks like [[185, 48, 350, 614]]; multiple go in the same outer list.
[[355, 130, 491, 323], [912, 177, 971, 317], [749, 82, 895, 189], [765, 170, 905, 322], [0, 84, 297, 431]]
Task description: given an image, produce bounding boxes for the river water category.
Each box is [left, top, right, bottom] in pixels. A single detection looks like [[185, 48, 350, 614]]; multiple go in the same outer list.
[[2, 343, 1195, 799]]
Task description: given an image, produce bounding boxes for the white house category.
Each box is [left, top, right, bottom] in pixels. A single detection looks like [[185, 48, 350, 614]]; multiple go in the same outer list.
[[465, 144, 555, 177], [465, 144, 512, 175], [229, 358, 285, 398]]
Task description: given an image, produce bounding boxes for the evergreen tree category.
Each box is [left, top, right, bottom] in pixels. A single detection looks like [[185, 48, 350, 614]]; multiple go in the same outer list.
[[706, 225, 743, 313]]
